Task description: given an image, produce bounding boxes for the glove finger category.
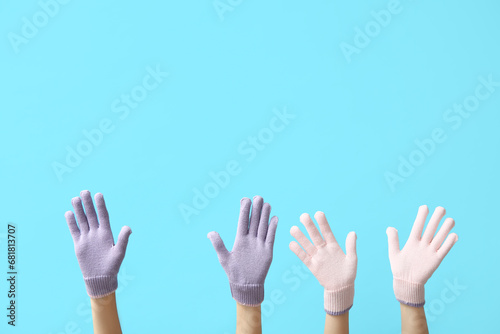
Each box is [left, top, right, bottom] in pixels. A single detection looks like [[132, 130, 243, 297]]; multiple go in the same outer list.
[[81, 190, 99, 230], [65, 211, 80, 241], [422, 206, 446, 243], [249, 196, 264, 236], [386, 227, 400, 257], [290, 225, 316, 255], [71, 196, 89, 233], [95, 193, 110, 231], [257, 202, 271, 240], [289, 241, 310, 265], [265, 216, 278, 246], [431, 218, 455, 250], [345, 231, 357, 258], [300, 213, 325, 247], [437, 233, 458, 259], [410, 205, 429, 240], [207, 231, 229, 261], [237, 197, 252, 236], [314, 211, 337, 244], [115, 226, 132, 254]]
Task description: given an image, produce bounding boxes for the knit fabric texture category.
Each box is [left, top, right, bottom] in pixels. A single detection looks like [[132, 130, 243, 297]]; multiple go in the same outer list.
[[208, 196, 279, 306], [65, 190, 132, 298], [289, 212, 357, 315], [386, 205, 458, 307]]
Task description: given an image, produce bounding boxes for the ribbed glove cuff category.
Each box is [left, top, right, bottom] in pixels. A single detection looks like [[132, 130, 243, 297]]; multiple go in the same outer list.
[[324, 284, 354, 315], [230, 283, 264, 307], [84, 275, 118, 299], [393, 278, 425, 307]]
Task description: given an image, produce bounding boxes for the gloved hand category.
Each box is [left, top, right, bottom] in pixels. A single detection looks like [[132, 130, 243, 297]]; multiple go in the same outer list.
[[289, 212, 357, 315], [65, 190, 132, 298], [386, 205, 458, 307], [207, 196, 278, 306]]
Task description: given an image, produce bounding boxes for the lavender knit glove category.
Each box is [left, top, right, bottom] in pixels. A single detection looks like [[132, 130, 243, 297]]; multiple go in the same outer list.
[[65, 190, 132, 299], [208, 196, 278, 306]]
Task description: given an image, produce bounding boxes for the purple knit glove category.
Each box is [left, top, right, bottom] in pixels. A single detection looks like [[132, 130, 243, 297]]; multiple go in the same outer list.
[[65, 190, 132, 299], [208, 196, 278, 306]]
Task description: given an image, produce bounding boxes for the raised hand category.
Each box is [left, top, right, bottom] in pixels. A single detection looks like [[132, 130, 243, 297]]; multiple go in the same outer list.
[[65, 190, 132, 298], [289, 212, 357, 315], [207, 196, 278, 306], [386, 205, 458, 307]]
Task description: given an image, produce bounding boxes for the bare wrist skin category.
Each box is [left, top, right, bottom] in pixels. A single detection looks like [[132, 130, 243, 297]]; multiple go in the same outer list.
[[325, 311, 349, 334], [400, 303, 429, 334], [236, 302, 262, 334], [90, 292, 122, 334]]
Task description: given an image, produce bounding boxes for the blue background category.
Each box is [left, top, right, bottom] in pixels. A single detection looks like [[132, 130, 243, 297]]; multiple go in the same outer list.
[[1, 0, 499, 333]]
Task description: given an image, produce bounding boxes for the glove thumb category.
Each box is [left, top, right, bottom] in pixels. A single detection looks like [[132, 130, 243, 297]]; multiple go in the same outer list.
[[115, 226, 132, 254], [386, 227, 400, 258], [207, 231, 229, 262]]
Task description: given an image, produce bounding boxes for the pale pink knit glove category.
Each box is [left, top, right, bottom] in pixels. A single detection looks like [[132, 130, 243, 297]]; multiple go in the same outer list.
[[386, 205, 458, 307], [289, 212, 357, 315]]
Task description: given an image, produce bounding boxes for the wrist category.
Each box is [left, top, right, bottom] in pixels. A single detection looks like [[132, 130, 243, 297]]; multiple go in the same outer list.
[[236, 301, 262, 333]]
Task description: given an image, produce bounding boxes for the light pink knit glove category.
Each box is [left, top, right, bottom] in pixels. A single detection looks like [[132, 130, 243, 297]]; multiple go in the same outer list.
[[289, 212, 357, 315], [386, 205, 458, 307]]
